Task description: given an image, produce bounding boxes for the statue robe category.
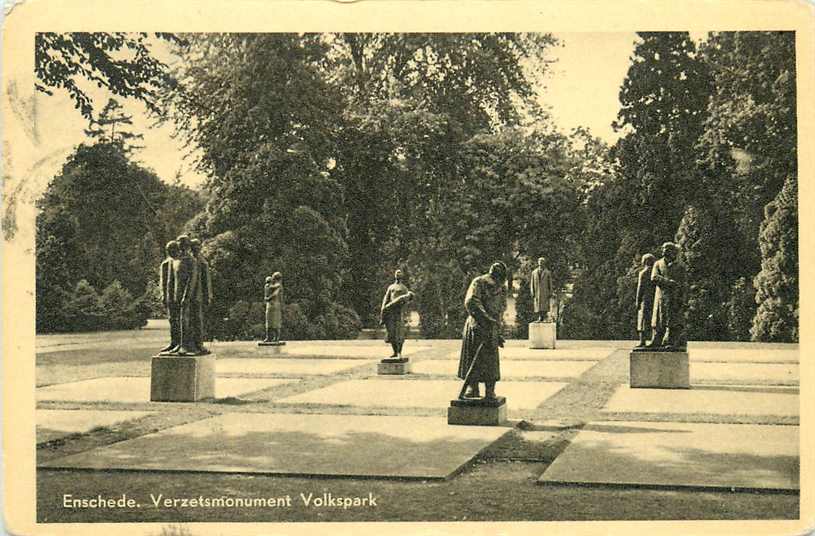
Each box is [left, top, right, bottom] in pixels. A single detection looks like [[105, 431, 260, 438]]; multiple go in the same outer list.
[[380, 282, 411, 345], [159, 256, 180, 347], [530, 267, 553, 315], [172, 253, 199, 352], [265, 282, 283, 330], [636, 266, 655, 332], [190, 254, 212, 347], [457, 274, 506, 383], [651, 257, 687, 347]]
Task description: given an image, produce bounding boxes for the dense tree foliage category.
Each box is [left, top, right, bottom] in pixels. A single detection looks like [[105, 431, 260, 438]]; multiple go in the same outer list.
[[35, 32, 181, 120], [752, 175, 798, 342], [36, 31, 798, 341], [566, 31, 798, 342], [36, 141, 203, 332]]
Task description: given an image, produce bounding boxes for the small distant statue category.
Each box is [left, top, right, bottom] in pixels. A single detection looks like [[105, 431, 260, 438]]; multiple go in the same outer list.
[[264, 272, 283, 343], [380, 269, 415, 358], [158, 240, 180, 353], [530, 257, 553, 322], [190, 238, 213, 354], [648, 242, 688, 351], [635, 253, 656, 348], [457, 262, 508, 400]]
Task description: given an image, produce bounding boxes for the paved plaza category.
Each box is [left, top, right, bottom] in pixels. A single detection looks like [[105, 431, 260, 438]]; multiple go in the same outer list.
[[35, 333, 802, 520]]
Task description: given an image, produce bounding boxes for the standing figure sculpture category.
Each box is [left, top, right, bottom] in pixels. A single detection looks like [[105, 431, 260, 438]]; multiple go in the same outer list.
[[264, 272, 283, 343], [635, 253, 656, 348], [648, 242, 688, 351], [161, 234, 201, 355], [457, 262, 508, 400], [158, 240, 180, 353], [530, 257, 553, 322], [190, 238, 213, 354], [380, 269, 415, 358]]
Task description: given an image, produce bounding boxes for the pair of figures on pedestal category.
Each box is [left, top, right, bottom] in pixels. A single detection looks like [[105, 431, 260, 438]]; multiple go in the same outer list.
[[158, 235, 213, 356], [263, 273, 284, 343], [635, 242, 687, 352]]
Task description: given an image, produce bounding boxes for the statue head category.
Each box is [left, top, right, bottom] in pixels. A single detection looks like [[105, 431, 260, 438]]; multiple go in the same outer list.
[[537, 257, 546, 268], [272, 272, 283, 283], [165, 240, 180, 258], [661, 242, 678, 261], [641, 253, 656, 267], [489, 261, 508, 284], [176, 234, 191, 254], [394, 269, 403, 282], [190, 238, 202, 256]]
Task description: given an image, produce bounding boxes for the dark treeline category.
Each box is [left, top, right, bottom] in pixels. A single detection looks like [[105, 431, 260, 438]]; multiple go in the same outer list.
[[34, 32, 798, 342]]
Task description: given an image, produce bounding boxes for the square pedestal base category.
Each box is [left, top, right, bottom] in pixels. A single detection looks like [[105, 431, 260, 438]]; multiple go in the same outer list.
[[150, 355, 216, 402], [529, 321, 556, 349], [257, 341, 286, 355], [448, 397, 507, 426], [378, 359, 411, 375], [629, 351, 690, 389]]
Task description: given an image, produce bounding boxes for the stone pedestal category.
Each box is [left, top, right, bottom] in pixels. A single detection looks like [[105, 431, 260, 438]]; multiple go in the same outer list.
[[257, 341, 286, 356], [529, 321, 556, 349], [377, 357, 411, 375], [629, 350, 690, 389], [448, 396, 507, 426], [150, 355, 216, 402]]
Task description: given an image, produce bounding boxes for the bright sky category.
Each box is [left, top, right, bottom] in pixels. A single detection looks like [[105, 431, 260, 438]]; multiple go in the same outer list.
[[35, 33, 640, 191]]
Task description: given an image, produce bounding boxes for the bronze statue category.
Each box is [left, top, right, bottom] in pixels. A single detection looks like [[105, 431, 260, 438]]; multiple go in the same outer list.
[[457, 262, 508, 400], [190, 238, 212, 354], [635, 253, 656, 347], [648, 242, 688, 351], [264, 272, 283, 342], [380, 269, 414, 358], [158, 240, 180, 353], [160, 234, 201, 355], [530, 257, 553, 322]]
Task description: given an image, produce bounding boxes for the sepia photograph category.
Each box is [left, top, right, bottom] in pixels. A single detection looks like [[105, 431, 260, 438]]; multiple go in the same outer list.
[[2, 1, 813, 534]]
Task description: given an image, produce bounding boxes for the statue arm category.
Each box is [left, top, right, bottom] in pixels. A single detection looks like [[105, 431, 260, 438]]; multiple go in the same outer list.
[[159, 261, 168, 305], [636, 272, 644, 307], [465, 279, 496, 325], [269, 283, 282, 298], [204, 263, 213, 305]]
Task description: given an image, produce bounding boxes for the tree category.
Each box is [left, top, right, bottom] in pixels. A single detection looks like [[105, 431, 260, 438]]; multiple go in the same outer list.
[[35, 32, 181, 120], [752, 175, 798, 342], [322, 33, 560, 325], [35, 141, 203, 332], [566, 32, 713, 340], [83, 98, 145, 155], [158, 34, 354, 336]]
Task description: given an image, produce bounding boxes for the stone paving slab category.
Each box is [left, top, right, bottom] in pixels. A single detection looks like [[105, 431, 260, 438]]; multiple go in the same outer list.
[[37, 377, 297, 403], [213, 341, 431, 359], [40, 413, 510, 480], [216, 358, 374, 376], [603, 385, 799, 417], [277, 379, 568, 411], [445, 347, 614, 361], [539, 421, 799, 491], [689, 347, 798, 364], [412, 359, 595, 378], [691, 362, 798, 385], [37, 409, 153, 443]]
